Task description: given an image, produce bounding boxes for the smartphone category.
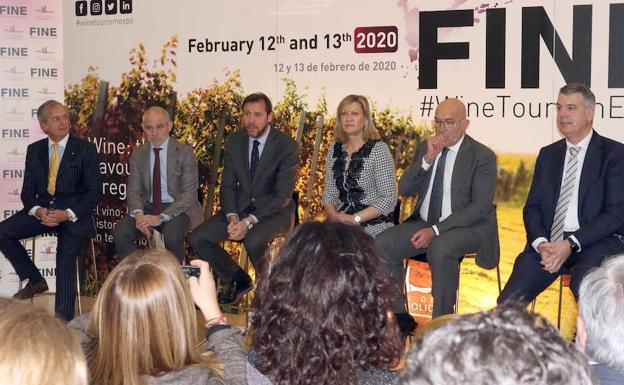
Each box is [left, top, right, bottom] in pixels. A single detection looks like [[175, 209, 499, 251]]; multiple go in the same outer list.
[[181, 265, 200, 278]]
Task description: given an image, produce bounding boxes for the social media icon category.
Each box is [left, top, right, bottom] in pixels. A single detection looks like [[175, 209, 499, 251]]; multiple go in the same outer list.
[[119, 0, 132, 14], [75, 1, 88, 16], [90, 0, 102, 15], [105, 0, 117, 14]]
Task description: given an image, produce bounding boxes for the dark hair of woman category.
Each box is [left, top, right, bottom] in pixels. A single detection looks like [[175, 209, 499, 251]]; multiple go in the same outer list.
[[251, 221, 402, 385]]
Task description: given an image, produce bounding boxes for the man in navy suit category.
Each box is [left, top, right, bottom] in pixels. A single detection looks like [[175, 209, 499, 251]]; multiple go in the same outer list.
[[499, 84, 624, 304], [0, 100, 101, 320], [189, 92, 299, 305]]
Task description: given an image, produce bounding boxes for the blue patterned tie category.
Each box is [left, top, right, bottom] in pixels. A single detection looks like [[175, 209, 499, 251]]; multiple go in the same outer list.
[[250, 140, 260, 180]]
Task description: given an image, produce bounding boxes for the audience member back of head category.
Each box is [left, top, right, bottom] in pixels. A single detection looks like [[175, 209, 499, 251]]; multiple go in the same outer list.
[[0, 297, 87, 385], [249, 220, 403, 385], [397, 303, 597, 385]]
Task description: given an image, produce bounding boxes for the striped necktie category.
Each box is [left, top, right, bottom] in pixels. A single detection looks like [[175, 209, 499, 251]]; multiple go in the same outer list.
[[550, 146, 581, 241], [47, 143, 60, 195]]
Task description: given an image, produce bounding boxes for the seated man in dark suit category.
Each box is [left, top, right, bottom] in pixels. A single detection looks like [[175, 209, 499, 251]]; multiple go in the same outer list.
[[114, 105, 203, 262], [376, 98, 499, 333], [0, 100, 101, 320], [577, 254, 624, 385], [499, 83, 624, 305], [189, 92, 299, 305]]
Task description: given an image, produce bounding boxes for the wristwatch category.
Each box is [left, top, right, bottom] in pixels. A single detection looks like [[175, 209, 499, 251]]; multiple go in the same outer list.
[[354, 214, 362, 224], [243, 218, 254, 230], [567, 237, 580, 253], [158, 213, 169, 223]]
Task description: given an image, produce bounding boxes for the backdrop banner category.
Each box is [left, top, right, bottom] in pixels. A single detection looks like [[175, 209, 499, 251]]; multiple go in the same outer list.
[[0, 1, 63, 295], [2, 1, 622, 332]]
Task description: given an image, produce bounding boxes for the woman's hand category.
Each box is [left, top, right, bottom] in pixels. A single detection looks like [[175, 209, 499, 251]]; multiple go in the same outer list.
[[335, 212, 357, 225], [188, 259, 222, 321]]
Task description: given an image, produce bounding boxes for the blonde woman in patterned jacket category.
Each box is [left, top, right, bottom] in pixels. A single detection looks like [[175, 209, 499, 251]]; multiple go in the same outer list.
[[323, 94, 398, 237]]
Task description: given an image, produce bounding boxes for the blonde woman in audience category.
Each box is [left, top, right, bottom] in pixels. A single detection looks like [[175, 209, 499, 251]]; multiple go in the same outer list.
[[0, 297, 87, 385], [323, 94, 397, 237], [248, 221, 403, 385], [69, 249, 246, 385]]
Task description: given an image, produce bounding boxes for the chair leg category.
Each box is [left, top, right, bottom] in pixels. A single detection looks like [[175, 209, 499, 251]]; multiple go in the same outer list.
[[455, 266, 461, 315], [90, 238, 98, 292], [76, 259, 82, 315], [403, 260, 410, 314], [557, 275, 564, 330]]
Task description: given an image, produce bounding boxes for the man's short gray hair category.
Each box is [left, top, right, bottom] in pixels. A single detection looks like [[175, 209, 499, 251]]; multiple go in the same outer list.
[[397, 303, 596, 385], [36, 100, 64, 124], [559, 83, 596, 108], [579, 254, 624, 372]]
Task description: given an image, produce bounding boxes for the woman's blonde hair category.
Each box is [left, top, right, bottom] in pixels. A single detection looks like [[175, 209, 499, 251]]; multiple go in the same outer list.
[[334, 94, 381, 143], [0, 297, 87, 385], [87, 250, 219, 385]]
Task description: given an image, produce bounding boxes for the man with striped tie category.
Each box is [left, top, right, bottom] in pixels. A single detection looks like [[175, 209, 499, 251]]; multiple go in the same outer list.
[[0, 100, 101, 320], [499, 84, 624, 305]]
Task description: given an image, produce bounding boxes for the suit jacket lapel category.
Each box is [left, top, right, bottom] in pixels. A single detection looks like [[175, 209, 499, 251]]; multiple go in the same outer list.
[[56, 135, 75, 176], [238, 131, 251, 186], [166, 138, 176, 190], [550, 140, 567, 205], [140, 144, 152, 196], [449, 135, 472, 211], [578, 132, 602, 215], [37, 139, 50, 178]]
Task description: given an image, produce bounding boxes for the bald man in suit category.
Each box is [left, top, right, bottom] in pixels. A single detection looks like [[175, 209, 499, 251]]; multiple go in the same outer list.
[[114, 106, 203, 262], [377, 98, 499, 334]]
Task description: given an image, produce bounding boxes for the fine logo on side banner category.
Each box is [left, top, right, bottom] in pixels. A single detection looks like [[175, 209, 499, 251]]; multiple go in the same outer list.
[[75, 0, 132, 16]]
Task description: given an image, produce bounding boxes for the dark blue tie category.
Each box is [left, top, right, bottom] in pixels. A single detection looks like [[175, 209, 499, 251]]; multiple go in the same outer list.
[[427, 148, 449, 225], [250, 140, 260, 180]]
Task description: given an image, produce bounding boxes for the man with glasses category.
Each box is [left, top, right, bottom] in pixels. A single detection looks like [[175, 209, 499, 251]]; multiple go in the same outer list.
[[377, 98, 499, 328], [114, 105, 203, 263]]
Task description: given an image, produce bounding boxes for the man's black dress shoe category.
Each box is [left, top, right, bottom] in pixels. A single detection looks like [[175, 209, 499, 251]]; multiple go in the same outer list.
[[13, 280, 49, 300], [218, 272, 252, 305], [395, 312, 418, 338]]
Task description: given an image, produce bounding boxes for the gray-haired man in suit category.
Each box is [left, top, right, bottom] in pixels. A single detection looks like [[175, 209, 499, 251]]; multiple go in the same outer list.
[[0, 100, 101, 320], [189, 92, 299, 305], [114, 105, 203, 262], [376, 98, 499, 332]]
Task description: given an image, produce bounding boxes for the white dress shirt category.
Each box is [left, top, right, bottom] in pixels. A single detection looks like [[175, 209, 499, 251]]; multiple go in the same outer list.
[[419, 135, 465, 235]]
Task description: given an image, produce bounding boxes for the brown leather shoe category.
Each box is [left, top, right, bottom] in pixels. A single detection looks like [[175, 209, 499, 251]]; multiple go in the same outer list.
[[13, 280, 49, 300]]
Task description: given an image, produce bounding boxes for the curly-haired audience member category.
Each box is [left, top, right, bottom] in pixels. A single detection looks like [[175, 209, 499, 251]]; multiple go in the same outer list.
[[397, 303, 596, 385], [248, 221, 403, 385], [578, 254, 624, 384], [69, 250, 246, 385], [0, 297, 87, 385]]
